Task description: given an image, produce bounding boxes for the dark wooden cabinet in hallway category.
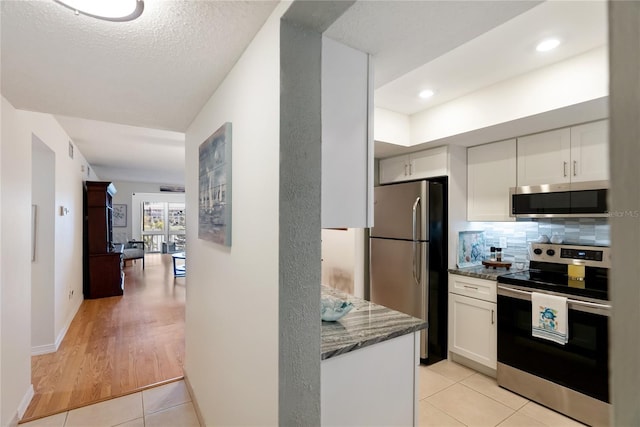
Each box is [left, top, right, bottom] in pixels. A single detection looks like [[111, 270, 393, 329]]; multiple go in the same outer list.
[[23, 254, 185, 422]]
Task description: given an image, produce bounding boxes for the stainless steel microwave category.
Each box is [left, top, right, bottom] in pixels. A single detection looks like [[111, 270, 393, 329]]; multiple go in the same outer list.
[[510, 181, 609, 218]]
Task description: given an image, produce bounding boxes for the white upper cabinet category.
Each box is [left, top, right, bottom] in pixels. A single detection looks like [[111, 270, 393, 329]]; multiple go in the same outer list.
[[321, 37, 373, 228], [379, 155, 410, 184], [516, 120, 609, 187], [467, 139, 516, 222], [410, 146, 448, 180], [517, 128, 571, 187], [379, 146, 448, 184], [570, 120, 609, 183]]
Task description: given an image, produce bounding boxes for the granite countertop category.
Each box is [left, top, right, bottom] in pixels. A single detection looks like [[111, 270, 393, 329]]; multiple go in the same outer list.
[[448, 265, 527, 281], [321, 285, 427, 360]]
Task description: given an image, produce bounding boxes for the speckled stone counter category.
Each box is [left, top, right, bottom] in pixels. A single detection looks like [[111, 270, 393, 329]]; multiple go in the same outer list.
[[448, 265, 526, 281], [321, 286, 427, 360]]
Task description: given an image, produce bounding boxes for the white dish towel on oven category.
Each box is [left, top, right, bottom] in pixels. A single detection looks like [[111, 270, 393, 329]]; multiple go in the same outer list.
[[531, 292, 568, 345]]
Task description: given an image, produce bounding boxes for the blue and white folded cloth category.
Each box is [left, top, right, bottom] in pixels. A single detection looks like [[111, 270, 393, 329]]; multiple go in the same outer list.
[[531, 292, 568, 345]]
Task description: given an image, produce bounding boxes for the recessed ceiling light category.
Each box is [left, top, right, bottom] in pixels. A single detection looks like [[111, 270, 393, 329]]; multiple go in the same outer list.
[[54, 0, 144, 22], [419, 89, 435, 99], [536, 38, 560, 52]]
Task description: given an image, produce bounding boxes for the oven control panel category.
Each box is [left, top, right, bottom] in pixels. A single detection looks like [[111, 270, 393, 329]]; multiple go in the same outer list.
[[529, 243, 611, 268]]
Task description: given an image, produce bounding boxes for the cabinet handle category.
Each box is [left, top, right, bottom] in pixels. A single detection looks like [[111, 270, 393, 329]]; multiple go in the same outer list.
[[404, 164, 408, 176], [409, 163, 413, 175], [463, 285, 478, 290], [573, 160, 577, 176], [491, 309, 495, 325], [563, 161, 568, 177]]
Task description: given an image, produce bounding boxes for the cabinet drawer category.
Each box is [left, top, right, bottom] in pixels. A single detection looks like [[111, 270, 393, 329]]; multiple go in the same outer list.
[[448, 274, 496, 303]]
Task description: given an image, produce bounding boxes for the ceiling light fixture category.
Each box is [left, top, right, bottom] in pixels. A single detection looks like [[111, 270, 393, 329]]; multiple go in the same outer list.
[[54, 0, 144, 22], [418, 89, 435, 99], [536, 38, 560, 52]]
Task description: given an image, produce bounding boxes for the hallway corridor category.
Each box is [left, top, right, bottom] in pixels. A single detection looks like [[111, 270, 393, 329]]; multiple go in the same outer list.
[[23, 254, 185, 422]]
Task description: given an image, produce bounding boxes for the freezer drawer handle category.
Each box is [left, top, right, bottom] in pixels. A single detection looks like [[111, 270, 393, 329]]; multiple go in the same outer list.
[[412, 196, 422, 286]]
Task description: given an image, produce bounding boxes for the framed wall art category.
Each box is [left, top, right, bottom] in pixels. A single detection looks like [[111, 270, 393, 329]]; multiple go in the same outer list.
[[198, 122, 232, 246], [113, 204, 127, 227], [457, 230, 486, 268]]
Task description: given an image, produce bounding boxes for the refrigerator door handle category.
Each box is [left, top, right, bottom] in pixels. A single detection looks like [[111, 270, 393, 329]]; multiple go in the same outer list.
[[412, 197, 422, 286]]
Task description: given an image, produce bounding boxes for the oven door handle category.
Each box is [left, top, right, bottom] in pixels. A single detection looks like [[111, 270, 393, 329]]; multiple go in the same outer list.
[[497, 285, 612, 316]]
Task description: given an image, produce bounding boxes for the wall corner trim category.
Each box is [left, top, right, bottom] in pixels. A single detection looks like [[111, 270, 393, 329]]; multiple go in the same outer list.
[[183, 370, 205, 427], [17, 384, 35, 421]]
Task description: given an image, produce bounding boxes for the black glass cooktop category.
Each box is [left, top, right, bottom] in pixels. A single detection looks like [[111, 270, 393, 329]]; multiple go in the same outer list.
[[497, 262, 609, 301]]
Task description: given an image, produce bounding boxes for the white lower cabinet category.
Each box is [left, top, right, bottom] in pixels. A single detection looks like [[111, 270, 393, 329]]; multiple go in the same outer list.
[[448, 275, 497, 370], [321, 332, 419, 426]]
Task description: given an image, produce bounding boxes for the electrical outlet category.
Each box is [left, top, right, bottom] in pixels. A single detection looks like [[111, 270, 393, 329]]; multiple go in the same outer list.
[[499, 237, 508, 248]]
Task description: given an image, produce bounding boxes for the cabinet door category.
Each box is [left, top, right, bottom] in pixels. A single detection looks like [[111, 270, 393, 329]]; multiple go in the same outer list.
[[321, 37, 373, 228], [467, 139, 516, 221], [410, 146, 448, 180], [448, 293, 496, 369], [517, 128, 571, 186], [379, 155, 409, 184], [570, 120, 609, 183], [87, 253, 124, 299]]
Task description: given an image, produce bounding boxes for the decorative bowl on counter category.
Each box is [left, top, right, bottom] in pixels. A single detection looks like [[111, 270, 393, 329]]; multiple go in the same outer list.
[[321, 295, 354, 321]]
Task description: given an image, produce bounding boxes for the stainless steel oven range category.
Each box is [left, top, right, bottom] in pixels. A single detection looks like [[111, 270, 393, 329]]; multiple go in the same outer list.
[[497, 243, 611, 427]]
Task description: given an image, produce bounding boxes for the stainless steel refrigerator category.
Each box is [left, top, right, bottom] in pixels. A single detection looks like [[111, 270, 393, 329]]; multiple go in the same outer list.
[[369, 179, 447, 363]]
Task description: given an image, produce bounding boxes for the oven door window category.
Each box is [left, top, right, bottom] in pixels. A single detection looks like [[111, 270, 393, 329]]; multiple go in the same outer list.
[[497, 295, 609, 402]]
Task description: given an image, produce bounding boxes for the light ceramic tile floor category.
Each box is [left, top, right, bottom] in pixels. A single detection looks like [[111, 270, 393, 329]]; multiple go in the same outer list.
[[23, 361, 586, 427], [21, 380, 199, 427], [419, 360, 586, 427]]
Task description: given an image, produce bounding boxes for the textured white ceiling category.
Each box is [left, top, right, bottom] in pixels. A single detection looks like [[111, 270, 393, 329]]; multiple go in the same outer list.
[[325, 0, 542, 88], [372, 0, 608, 115], [1, 0, 278, 132], [0, 0, 608, 185], [56, 115, 185, 184], [1, 0, 277, 184]]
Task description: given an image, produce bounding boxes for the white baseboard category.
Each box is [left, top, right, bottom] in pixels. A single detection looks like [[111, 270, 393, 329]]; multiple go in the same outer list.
[[31, 343, 58, 356], [17, 384, 35, 420], [31, 295, 83, 356], [56, 295, 83, 347]]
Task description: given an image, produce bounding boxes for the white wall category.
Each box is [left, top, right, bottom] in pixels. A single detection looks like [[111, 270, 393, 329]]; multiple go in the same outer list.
[[31, 136, 56, 352], [1, 96, 98, 424], [1, 96, 33, 426], [183, 3, 287, 424], [19, 111, 97, 353], [0, 94, 3, 426], [321, 229, 366, 298], [447, 145, 468, 269], [610, 2, 640, 424], [411, 47, 608, 145], [374, 108, 410, 146]]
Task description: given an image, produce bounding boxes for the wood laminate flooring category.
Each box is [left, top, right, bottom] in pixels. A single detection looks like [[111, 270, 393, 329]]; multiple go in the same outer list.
[[22, 254, 185, 422]]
